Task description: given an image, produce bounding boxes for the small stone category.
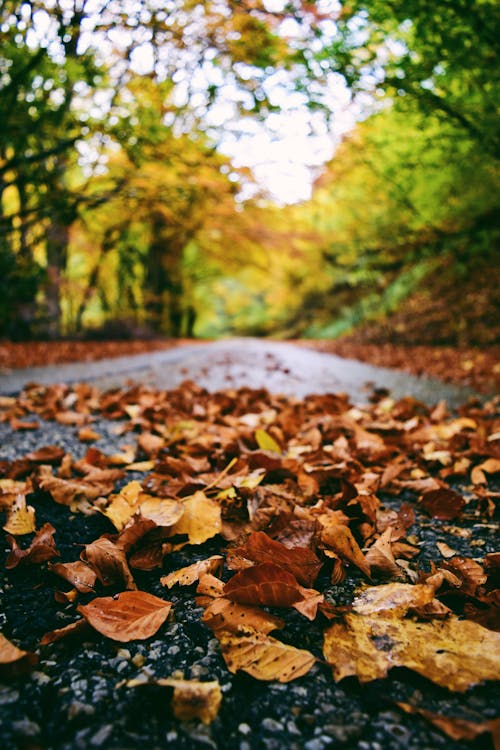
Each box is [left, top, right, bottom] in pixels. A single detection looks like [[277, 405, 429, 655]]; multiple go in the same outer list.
[[12, 719, 41, 738], [89, 725, 113, 746], [261, 718, 284, 733], [238, 723, 251, 735]]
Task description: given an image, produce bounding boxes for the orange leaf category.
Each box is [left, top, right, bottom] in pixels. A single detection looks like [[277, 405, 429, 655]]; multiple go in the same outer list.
[[321, 524, 371, 578], [223, 562, 304, 607], [0, 632, 37, 677], [77, 591, 172, 642]]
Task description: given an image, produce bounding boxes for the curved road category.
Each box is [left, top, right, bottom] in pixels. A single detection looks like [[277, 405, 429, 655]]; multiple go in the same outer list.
[[0, 338, 476, 407]]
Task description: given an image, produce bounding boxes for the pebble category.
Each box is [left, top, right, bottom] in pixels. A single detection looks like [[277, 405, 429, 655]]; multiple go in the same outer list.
[[89, 725, 114, 746], [261, 718, 284, 733]]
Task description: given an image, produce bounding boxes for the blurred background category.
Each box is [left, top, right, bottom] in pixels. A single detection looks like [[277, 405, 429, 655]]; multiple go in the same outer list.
[[1, 0, 499, 346]]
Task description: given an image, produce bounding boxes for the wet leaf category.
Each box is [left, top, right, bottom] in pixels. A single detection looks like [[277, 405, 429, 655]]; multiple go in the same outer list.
[[77, 591, 172, 642], [48, 560, 97, 593]]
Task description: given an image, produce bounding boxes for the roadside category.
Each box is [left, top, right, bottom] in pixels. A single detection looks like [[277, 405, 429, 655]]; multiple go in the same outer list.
[[0, 338, 498, 395]]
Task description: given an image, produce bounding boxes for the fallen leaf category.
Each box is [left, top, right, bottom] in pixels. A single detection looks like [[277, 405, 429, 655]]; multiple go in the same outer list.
[[160, 555, 223, 588], [168, 491, 222, 545], [255, 428, 281, 453], [126, 676, 222, 724], [2, 494, 36, 535], [48, 560, 97, 593], [397, 702, 500, 745], [82, 536, 136, 590], [223, 562, 304, 608], [323, 612, 500, 691], [0, 632, 37, 677], [5, 522, 59, 569], [219, 630, 315, 682], [230, 531, 322, 587], [321, 524, 371, 578], [420, 489, 465, 520], [201, 596, 285, 635], [77, 591, 172, 642]]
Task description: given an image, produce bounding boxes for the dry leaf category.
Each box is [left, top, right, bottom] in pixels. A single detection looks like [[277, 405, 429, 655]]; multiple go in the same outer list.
[[352, 583, 438, 617], [82, 536, 136, 590], [321, 524, 371, 578], [49, 560, 97, 593], [231, 531, 322, 587], [0, 632, 37, 677], [77, 591, 172, 642], [40, 619, 90, 645], [255, 429, 281, 453], [2, 494, 36, 535], [126, 676, 222, 724], [202, 597, 285, 635], [161, 555, 223, 588], [219, 630, 315, 682], [223, 563, 304, 608], [420, 489, 465, 520], [5, 522, 59, 569], [323, 612, 500, 691], [169, 491, 222, 545]]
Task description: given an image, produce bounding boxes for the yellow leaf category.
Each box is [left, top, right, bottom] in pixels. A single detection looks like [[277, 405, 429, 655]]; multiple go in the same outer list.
[[126, 676, 222, 725], [160, 555, 223, 588], [3, 495, 36, 535], [219, 630, 315, 682], [323, 612, 500, 691], [169, 491, 222, 545], [255, 429, 281, 454]]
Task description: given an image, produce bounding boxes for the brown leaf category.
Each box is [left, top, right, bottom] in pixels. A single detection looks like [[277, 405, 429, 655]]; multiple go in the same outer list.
[[365, 528, 402, 579], [0, 632, 37, 677], [49, 561, 97, 593], [160, 555, 223, 588], [223, 563, 304, 608], [82, 536, 136, 590], [126, 676, 222, 724], [231, 531, 322, 587], [321, 524, 371, 578], [202, 596, 285, 635], [77, 427, 102, 443], [323, 612, 500, 691], [420, 489, 465, 520], [40, 619, 90, 645], [397, 702, 500, 745], [5, 522, 59, 569], [218, 630, 316, 682], [24, 445, 66, 464], [77, 590, 172, 642]]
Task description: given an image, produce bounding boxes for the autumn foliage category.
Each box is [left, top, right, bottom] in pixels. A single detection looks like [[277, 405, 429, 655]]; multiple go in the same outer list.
[[0, 379, 499, 739]]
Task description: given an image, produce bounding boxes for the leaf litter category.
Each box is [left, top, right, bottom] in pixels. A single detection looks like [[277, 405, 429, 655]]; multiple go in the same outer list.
[[0, 380, 499, 743]]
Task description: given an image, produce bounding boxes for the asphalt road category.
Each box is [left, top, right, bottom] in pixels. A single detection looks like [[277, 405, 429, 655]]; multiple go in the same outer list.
[[0, 338, 476, 407]]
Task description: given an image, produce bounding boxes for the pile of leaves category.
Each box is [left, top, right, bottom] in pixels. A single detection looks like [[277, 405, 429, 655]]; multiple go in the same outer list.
[[0, 381, 499, 744]]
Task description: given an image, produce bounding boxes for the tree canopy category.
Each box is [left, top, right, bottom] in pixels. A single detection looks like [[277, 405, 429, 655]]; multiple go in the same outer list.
[[1, 0, 498, 342]]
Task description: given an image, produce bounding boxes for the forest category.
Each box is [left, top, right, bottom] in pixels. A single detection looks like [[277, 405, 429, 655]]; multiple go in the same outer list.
[[1, 0, 499, 345]]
